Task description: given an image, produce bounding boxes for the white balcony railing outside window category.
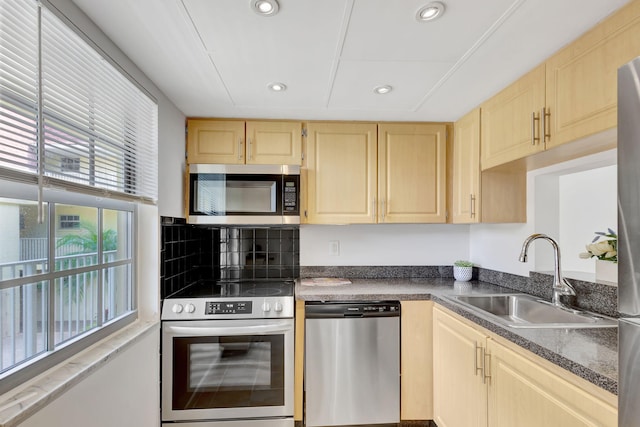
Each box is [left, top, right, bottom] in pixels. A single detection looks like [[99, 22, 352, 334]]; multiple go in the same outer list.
[[0, 250, 120, 373]]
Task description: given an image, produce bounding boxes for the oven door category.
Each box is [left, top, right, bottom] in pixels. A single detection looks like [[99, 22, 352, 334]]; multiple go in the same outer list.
[[162, 318, 294, 422]]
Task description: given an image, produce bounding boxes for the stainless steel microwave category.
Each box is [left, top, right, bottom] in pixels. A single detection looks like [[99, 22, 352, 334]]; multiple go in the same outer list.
[[188, 164, 300, 225]]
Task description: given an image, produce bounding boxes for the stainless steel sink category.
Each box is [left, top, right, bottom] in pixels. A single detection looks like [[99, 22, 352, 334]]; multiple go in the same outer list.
[[449, 294, 617, 328]]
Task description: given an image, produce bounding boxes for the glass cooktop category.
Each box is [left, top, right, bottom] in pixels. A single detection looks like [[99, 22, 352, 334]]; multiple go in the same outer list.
[[167, 279, 295, 299]]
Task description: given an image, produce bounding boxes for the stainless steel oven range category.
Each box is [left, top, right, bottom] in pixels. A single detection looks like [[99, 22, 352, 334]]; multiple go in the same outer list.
[[161, 280, 295, 427]]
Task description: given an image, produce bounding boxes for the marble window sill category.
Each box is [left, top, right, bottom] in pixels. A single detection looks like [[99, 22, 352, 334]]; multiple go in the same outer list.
[[0, 320, 159, 427]]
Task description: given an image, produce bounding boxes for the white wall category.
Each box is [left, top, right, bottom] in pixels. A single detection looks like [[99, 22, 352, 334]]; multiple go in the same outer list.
[[470, 149, 617, 276], [559, 165, 617, 273], [301, 224, 471, 266], [19, 329, 159, 427]]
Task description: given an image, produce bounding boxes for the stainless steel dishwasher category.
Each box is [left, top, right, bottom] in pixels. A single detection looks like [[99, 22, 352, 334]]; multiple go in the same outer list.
[[304, 301, 400, 427]]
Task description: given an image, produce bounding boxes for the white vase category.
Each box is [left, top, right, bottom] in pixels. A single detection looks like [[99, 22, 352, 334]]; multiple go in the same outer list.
[[453, 266, 473, 282], [595, 259, 617, 283]]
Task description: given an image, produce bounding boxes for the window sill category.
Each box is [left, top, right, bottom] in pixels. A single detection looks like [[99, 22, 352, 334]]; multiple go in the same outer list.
[[0, 320, 159, 427]]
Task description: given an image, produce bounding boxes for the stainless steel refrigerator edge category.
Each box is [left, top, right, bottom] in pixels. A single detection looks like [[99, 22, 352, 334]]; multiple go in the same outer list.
[[618, 57, 640, 426]]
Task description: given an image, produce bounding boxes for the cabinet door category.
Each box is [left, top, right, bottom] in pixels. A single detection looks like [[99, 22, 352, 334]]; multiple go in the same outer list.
[[452, 109, 481, 223], [487, 337, 617, 427], [545, 0, 640, 149], [246, 121, 302, 165], [378, 123, 447, 223], [305, 122, 377, 224], [433, 307, 488, 427], [481, 64, 546, 170], [186, 119, 245, 164], [401, 301, 433, 420]]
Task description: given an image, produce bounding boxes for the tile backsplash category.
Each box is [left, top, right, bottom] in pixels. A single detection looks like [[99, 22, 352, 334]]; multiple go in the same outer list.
[[160, 217, 299, 299]]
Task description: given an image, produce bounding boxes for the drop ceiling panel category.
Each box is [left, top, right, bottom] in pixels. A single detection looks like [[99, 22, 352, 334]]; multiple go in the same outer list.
[[71, 0, 632, 121], [341, 0, 518, 61], [414, 0, 631, 120], [213, 57, 333, 108], [72, 0, 232, 116], [329, 60, 453, 110], [183, 0, 348, 59]]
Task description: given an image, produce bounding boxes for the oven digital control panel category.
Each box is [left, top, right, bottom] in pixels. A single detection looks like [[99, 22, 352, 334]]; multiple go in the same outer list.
[[206, 301, 253, 315]]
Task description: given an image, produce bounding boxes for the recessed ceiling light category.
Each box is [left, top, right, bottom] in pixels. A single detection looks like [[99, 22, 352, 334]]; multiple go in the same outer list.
[[252, 0, 279, 16], [373, 85, 392, 95], [268, 82, 287, 92], [416, 2, 445, 22]]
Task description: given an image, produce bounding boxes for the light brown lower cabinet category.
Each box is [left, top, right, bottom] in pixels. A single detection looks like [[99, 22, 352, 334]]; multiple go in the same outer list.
[[401, 300, 433, 420], [433, 305, 617, 427]]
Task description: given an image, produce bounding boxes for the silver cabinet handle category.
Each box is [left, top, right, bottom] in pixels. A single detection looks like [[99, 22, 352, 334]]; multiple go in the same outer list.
[[381, 199, 386, 222], [470, 194, 476, 218], [531, 112, 540, 145], [474, 342, 483, 376], [483, 350, 491, 384], [248, 138, 253, 161], [541, 107, 550, 143], [238, 138, 243, 160]]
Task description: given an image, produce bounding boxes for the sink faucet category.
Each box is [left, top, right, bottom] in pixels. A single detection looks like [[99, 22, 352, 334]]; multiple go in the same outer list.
[[518, 233, 576, 308]]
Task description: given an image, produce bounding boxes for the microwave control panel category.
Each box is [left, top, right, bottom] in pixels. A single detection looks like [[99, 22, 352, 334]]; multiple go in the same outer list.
[[283, 177, 299, 213]]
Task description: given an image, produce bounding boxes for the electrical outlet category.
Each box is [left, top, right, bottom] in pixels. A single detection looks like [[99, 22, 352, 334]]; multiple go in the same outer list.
[[329, 240, 340, 256]]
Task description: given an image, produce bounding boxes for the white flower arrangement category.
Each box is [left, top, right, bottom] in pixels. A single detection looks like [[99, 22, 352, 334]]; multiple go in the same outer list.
[[579, 229, 617, 263]]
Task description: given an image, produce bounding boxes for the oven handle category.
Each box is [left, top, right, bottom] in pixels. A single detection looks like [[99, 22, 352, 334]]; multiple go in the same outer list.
[[164, 322, 293, 337]]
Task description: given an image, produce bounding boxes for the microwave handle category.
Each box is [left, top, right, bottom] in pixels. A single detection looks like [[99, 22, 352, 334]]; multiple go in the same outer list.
[[165, 322, 292, 337]]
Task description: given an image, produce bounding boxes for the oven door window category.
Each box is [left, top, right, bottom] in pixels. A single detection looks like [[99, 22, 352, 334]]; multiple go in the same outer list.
[[172, 334, 285, 410]]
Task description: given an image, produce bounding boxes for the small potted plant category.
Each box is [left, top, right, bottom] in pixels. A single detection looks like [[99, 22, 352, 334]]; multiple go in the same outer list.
[[453, 260, 474, 282]]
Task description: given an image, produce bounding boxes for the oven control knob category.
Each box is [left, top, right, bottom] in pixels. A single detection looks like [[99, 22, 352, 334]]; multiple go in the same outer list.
[[262, 302, 271, 312], [185, 303, 196, 314], [274, 302, 283, 312], [172, 304, 184, 314]]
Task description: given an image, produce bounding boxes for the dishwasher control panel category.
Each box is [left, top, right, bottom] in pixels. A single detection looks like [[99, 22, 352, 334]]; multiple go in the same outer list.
[[305, 301, 401, 318]]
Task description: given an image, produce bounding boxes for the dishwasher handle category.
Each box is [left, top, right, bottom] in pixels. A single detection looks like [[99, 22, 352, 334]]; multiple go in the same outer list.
[[305, 301, 401, 318]]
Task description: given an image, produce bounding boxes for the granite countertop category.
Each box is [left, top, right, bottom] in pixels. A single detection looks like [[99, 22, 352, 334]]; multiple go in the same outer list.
[[296, 277, 618, 395]]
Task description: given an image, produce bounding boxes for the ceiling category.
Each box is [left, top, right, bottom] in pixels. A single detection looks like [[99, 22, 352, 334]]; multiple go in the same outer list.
[[71, 0, 630, 122]]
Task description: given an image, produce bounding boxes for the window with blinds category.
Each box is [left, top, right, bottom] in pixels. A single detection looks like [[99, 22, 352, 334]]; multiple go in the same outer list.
[[0, 0, 158, 203], [0, 0, 152, 394]]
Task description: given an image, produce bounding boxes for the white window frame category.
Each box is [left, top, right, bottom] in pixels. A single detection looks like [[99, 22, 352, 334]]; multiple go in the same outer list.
[[0, 0, 153, 394], [0, 182, 138, 394]]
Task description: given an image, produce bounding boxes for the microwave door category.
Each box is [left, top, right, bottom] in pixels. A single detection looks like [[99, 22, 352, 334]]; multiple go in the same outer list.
[[226, 180, 277, 214]]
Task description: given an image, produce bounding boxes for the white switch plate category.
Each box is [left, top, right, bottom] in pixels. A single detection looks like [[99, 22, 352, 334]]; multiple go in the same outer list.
[[329, 240, 340, 256]]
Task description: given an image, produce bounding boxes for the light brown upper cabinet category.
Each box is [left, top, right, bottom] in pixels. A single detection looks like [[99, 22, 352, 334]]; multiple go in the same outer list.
[[305, 122, 447, 224], [481, 1, 640, 170], [305, 122, 378, 224], [186, 119, 302, 165], [378, 123, 447, 223], [480, 64, 546, 170], [452, 109, 481, 223], [453, 109, 526, 224], [545, 0, 640, 149]]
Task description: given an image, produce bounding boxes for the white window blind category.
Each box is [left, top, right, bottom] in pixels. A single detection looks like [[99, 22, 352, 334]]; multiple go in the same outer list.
[[0, 0, 39, 177], [0, 0, 158, 203]]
